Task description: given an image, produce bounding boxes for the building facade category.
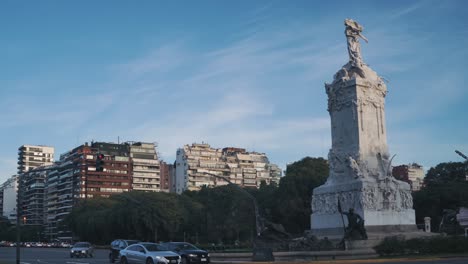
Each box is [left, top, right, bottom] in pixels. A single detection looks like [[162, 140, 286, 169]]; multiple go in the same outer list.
[[18, 145, 54, 174], [1, 175, 18, 222], [45, 142, 133, 238], [44, 141, 164, 238], [160, 161, 172, 192], [392, 163, 425, 191], [20, 167, 50, 226], [128, 142, 161, 192], [174, 143, 281, 194]]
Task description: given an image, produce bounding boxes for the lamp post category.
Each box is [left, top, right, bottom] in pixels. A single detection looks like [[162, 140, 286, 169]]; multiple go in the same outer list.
[[455, 150, 468, 180]]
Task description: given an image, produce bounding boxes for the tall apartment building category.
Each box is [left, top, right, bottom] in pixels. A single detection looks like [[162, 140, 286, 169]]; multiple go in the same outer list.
[[160, 161, 172, 192], [1, 175, 18, 222], [45, 142, 133, 238], [18, 145, 54, 174], [392, 163, 425, 191], [174, 143, 281, 194], [44, 141, 163, 238], [20, 167, 49, 226], [128, 142, 161, 192]]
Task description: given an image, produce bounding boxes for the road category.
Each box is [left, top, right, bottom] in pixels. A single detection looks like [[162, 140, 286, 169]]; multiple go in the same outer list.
[[0, 247, 109, 264], [1, 247, 468, 264]]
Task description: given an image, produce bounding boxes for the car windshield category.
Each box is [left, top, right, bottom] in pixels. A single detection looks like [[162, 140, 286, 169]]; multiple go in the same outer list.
[[174, 243, 198, 250], [74, 243, 90, 248], [142, 243, 165, 252]]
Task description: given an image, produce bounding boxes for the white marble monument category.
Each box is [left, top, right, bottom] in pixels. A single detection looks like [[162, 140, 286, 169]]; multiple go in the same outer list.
[[310, 19, 415, 235]]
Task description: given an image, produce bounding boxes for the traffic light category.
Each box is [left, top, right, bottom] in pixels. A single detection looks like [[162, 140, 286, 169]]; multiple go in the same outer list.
[[96, 153, 105, 172]]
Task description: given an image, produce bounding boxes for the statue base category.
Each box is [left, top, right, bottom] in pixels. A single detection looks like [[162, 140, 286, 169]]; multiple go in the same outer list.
[[310, 179, 416, 236]]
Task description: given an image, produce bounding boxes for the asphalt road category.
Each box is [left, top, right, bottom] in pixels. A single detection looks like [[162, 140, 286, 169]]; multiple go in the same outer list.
[[1, 247, 468, 264], [0, 247, 109, 264]]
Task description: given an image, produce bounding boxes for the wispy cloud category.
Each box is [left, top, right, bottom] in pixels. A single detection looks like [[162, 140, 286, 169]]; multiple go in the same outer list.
[[388, 1, 427, 20]]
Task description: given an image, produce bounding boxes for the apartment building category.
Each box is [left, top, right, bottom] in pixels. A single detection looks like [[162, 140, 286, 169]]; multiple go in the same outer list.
[[18, 145, 54, 174], [20, 167, 49, 226], [1, 175, 18, 222], [392, 163, 425, 191], [160, 161, 173, 192], [44, 141, 165, 238], [174, 143, 281, 194], [45, 142, 133, 238], [128, 142, 161, 192]]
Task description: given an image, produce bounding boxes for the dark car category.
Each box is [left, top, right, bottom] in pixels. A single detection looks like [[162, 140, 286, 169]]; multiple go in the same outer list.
[[70, 242, 94, 258], [109, 239, 140, 263], [161, 242, 210, 264]]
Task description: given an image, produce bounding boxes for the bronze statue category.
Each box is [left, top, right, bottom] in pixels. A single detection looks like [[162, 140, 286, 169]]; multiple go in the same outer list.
[[342, 208, 368, 240]]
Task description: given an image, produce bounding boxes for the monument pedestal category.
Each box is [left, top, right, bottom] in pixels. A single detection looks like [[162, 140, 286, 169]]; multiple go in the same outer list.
[[311, 179, 415, 236]]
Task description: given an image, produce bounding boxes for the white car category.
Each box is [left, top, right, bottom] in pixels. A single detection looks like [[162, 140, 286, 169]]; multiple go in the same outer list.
[[119, 243, 180, 264]]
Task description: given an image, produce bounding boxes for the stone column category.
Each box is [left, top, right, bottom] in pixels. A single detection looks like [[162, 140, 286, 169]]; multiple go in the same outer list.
[[424, 217, 431, 233]]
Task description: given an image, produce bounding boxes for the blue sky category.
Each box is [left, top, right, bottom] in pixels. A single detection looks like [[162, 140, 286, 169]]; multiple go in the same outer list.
[[1, 0, 467, 183]]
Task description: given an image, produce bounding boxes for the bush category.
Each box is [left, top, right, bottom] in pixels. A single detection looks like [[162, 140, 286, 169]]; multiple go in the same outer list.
[[374, 236, 468, 256], [374, 236, 406, 256]]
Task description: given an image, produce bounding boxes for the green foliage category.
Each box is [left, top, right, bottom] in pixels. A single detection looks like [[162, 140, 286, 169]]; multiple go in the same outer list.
[[425, 162, 466, 186], [413, 162, 468, 232], [375, 236, 468, 256], [374, 236, 406, 255], [66, 157, 330, 245], [65, 191, 201, 244], [274, 157, 328, 234], [0, 216, 15, 241]]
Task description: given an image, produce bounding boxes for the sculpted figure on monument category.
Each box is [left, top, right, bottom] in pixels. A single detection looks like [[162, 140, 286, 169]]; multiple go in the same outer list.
[[345, 18, 368, 75], [341, 208, 368, 240]]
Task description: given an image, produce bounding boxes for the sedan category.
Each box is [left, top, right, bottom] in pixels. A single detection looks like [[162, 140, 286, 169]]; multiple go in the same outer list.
[[70, 242, 94, 258], [161, 242, 210, 264], [119, 243, 181, 264]]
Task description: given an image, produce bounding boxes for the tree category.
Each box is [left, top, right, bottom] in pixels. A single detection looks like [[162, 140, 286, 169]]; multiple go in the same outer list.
[[0, 216, 15, 241], [425, 162, 466, 186], [273, 157, 329, 234], [413, 162, 468, 232]]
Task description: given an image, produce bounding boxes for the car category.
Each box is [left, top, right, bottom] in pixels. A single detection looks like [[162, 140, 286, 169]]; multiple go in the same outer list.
[[70, 242, 94, 258], [109, 239, 140, 263], [161, 242, 210, 264], [119, 242, 181, 264]]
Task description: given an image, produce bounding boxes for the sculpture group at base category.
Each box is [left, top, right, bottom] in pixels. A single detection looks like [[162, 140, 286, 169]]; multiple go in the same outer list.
[[341, 208, 368, 240]]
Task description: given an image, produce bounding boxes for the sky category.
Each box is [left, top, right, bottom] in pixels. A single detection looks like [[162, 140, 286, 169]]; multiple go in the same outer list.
[[0, 0, 467, 183]]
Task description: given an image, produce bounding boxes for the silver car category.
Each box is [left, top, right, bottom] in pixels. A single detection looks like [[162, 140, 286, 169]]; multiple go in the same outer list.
[[119, 243, 181, 264], [70, 242, 94, 258]]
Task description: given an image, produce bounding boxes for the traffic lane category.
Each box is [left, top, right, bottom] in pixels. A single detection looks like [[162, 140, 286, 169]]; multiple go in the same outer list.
[[0, 247, 109, 264], [232, 257, 468, 264]]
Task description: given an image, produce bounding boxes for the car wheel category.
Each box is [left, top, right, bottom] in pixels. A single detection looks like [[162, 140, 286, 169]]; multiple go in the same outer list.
[[146, 258, 154, 264], [70, 254, 73, 258], [110, 253, 115, 263], [120, 257, 128, 264]]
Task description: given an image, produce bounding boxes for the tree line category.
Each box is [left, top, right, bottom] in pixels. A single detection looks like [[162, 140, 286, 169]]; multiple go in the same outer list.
[[2, 157, 466, 245]]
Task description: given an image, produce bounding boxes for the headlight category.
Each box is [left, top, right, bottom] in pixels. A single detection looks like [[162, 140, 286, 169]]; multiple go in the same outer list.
[[188, 254, 197, 257], [82, 250, 86, 253], [70, 250, 74, 253], [207, 253, 210, 257]]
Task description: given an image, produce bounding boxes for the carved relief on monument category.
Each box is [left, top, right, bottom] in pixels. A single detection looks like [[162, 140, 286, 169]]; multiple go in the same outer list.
[[312, 191, 361, 215]]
